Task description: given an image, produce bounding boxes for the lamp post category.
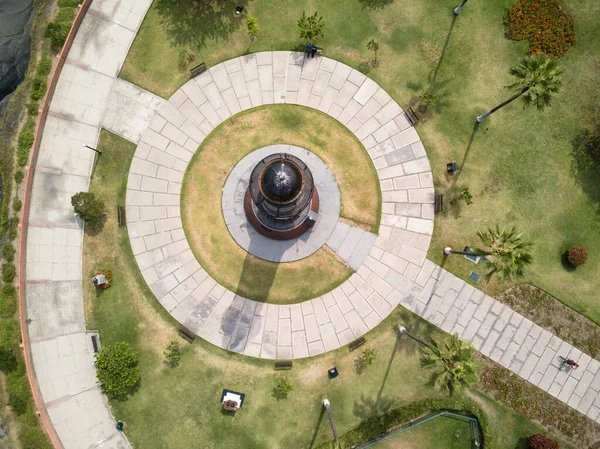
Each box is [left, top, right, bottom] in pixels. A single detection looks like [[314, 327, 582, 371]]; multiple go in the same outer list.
[[453, 0, 468, 15], [83, 144, 102, 156], [323, 399, 338, 442], [398, 325, 431, 349]]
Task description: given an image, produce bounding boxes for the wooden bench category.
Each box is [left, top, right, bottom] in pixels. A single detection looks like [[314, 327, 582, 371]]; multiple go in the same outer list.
[[434, 194, 443, 214], [117, 206, 126, 226], [91, 335, 99, 353], [190, 62, 207, 79], [179, 326, 195, 343], [348, 336, 366, 352], [274, 360, 293, 370], [406, 107, 420, 126]]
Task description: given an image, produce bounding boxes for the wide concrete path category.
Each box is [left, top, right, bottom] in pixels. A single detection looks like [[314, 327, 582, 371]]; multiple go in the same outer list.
[[125, 51, 434, 359], [24, 0, 155, 448]]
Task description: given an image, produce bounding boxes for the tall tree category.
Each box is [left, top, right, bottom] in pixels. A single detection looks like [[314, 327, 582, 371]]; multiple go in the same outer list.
[[444, 225, 533, 281], [420, 333, 479, 396], [297, 11, 325, 43], [477, 56, 562, 122]]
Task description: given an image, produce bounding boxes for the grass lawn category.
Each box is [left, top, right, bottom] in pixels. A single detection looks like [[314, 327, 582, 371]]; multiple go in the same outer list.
[[83, 130, 574, 449], [182, 105, 379, 304], [374, 415, 472, 449], [121, 0, 600, 323]]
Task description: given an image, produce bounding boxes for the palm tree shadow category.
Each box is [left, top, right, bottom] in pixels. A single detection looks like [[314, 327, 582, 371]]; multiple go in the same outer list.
[[353, 392, 395, 420], [429, 15, 458, 85], [154, 0, 249, 48]]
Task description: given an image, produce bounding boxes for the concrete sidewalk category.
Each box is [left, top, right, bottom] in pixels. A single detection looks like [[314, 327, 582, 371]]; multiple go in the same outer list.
[[24, 0, 155, 448]]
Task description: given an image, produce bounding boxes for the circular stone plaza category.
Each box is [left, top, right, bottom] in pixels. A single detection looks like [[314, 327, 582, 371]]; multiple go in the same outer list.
[[17, 1, 600, 448]]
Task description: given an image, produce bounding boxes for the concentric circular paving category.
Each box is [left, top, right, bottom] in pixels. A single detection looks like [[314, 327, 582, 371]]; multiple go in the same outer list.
[[222, 145, 341, 262], [126, 52, 434, 359]]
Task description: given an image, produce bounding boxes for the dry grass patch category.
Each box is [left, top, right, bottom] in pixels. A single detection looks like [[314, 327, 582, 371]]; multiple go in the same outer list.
[[182, 105, 380, 304]]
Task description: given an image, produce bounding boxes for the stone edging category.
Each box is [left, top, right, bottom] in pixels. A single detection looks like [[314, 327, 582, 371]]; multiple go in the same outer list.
[[126, 52, 435, 359]]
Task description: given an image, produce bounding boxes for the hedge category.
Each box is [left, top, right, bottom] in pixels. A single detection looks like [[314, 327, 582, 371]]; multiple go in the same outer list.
[[315, 397, 495, 449]]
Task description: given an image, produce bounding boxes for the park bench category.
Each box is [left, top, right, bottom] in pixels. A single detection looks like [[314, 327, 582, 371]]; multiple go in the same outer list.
[[190, 62, 207, 79], [179, 326, 196, 343], [117, 206, 126, 226], [348, 336, 366, 352], [274, 360, 293, 370], [405, 107, 419, 126], [434, 194, 443, 214], [91, 334, 99, 353]]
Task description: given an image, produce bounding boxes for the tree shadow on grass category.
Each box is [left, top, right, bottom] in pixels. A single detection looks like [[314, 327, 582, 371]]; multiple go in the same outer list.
[[570, 129, 600, 215], [429, 14, 458, 85], [353, 392, 395, 420], [84, 214, 106, 236], [358, 0, 394, 10], [155, 0, 249, 48]]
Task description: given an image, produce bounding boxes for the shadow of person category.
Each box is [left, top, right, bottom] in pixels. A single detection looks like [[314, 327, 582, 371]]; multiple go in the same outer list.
[[155, 0, 249, 48]]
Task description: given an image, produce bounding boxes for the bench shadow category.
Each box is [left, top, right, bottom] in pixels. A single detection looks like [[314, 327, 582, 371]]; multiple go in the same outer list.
[[358, 0, 395, 10], [155, 0, 249, 48]]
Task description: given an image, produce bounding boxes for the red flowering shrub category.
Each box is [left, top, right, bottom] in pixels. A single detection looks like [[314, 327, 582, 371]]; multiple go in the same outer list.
[[528, 433, 559, 449], [504, 0, 575, 59], [567, 246, 588, 266]]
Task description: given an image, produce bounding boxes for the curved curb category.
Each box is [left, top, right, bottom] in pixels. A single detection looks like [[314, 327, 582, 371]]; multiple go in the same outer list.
[[126, 52, 434, 359]]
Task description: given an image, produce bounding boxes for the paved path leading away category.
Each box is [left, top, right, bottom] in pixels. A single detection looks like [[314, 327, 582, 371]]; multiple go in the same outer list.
[[125, 51, 434, 359], [24, 1, 154, 448]]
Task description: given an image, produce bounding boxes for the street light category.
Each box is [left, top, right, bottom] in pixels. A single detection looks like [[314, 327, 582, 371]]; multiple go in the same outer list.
[[83, 144, 102, 155], [453, 0, 468, 15], [398, 325, 432, 349]]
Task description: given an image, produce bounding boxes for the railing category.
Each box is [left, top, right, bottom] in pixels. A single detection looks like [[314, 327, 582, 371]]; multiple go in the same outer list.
[[18, 1, 93, 448]]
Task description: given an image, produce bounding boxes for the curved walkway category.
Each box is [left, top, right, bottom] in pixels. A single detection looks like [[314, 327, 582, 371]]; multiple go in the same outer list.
[[125, 51, 435, 359]]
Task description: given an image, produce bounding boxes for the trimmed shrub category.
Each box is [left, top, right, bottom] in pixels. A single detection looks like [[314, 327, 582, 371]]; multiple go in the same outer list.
[[37, 55, 52, 77], [45, 22, 70, 52], [163, 340, 181, 368], [3, 242, 15, 262], [13, 198, 22, 212], [95, 342, 140, 397], [272, 376, 293, 400], [14, 169, 25, 184], [504, 0, 575, 59], [0, 347, 19, 373], [19, 425, 53, 449], [7, 370, 31, 415], [71, 192, 105, 223], [567, 246, 588, 266], [2, 263, 16, 283], [0, 284, 18, 318], [29, 76, 47, 101], [17, 120, 35, 167], [529, 433, 560, 449], [27, 100, 39, 117]]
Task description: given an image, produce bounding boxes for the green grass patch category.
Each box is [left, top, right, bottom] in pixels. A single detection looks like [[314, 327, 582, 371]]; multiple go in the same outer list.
[[181, 105, 379, 303]]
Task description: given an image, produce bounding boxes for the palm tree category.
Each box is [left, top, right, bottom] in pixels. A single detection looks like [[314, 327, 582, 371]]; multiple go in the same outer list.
[[420, 333, 479, 396], [444, 225, 533, 281], [476, 56, 562, 122]]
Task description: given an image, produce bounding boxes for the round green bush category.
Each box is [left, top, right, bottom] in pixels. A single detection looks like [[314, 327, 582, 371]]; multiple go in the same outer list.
[[528, 433, 559, 449], [71, 192, 105, 223], [567, 246, 588, 266], [2, 263, 16, 283], [95, 342, 140, 397]]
